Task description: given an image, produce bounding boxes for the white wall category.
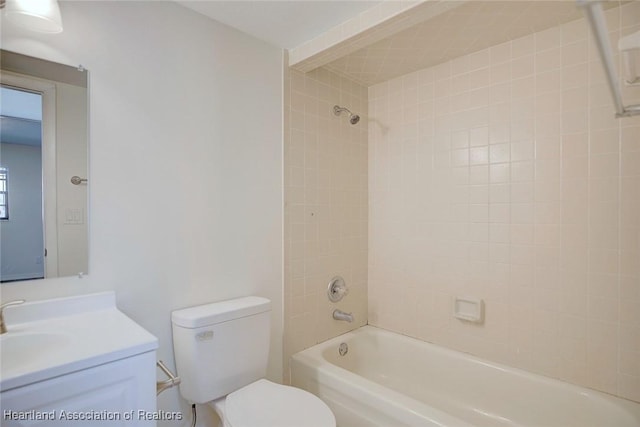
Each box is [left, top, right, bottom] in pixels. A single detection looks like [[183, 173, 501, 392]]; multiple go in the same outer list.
[[0, 1, 284, 423], [0, 143, 44, 281]]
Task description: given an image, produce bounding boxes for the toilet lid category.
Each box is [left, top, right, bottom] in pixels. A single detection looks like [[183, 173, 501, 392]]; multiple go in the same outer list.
[[225, 379, 335, 427]]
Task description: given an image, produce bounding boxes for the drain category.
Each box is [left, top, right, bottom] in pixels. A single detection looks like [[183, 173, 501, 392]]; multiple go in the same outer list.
[[338, 342, 348, 356]]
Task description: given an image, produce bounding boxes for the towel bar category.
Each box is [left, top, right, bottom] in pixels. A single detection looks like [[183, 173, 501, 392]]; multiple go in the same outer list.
[[156, 360, 181, 396]]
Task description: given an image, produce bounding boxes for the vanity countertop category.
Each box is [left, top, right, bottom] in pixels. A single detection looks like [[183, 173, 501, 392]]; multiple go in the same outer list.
[[0, 292, 158, 391]]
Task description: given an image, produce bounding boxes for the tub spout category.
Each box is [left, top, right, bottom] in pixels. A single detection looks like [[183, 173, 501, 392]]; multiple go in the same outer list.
[[333, 309, 354, 323]]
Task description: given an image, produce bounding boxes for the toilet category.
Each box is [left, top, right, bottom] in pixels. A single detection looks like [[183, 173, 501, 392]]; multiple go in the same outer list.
[[171, 296, 336, 427]]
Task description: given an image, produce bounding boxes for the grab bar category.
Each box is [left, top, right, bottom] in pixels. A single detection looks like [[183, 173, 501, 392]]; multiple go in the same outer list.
[[156, 360, 181, 395]]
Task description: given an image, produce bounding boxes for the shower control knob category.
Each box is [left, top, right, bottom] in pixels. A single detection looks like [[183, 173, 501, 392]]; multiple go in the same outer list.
[[327, 276, 348, 302]]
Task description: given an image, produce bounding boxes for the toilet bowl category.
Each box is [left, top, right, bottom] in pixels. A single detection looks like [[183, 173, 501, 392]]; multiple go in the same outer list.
[[171, 296, 335, 427], [210, 379, 334, 427]]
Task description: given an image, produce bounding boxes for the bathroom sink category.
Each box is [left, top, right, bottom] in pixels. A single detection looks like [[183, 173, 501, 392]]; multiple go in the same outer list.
[[0, 292, 158, 392], [1, 332, 74, 372]]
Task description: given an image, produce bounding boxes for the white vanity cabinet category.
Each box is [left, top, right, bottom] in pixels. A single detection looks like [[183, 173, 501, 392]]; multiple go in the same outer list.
[[0, 292, 159, 427], [2, 352, 156, 426]]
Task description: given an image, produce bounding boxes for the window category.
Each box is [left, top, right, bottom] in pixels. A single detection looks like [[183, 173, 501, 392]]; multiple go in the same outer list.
[[0, 167, 8, 220]]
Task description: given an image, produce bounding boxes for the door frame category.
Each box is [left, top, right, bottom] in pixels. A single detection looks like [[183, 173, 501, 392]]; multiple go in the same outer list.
[[1, 72, 58, 278]]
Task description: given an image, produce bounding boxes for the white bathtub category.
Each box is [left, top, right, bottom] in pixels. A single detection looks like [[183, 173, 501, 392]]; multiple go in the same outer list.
[[291, 326, 640, 427]]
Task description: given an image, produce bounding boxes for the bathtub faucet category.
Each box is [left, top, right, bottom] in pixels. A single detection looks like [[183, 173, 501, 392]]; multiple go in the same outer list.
[[333, 309, 354, 323]]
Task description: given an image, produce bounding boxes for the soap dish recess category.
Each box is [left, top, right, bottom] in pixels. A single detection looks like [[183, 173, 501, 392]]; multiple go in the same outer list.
[[454, 296, 484, 323]]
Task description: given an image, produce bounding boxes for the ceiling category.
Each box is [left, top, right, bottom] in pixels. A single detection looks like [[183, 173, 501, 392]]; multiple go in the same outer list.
[[178, 1, 381, 49], [0, 87, 42, 146], [178, 1, 618, 87], [323, 1, 593, 86]]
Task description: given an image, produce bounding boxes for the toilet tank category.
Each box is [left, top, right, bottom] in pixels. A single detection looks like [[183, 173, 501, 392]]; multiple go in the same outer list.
[[171, 296, 271, 403]]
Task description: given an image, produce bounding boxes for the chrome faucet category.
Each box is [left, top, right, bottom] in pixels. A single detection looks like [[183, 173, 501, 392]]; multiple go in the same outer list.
[[332, 309, 354, 323], [0, 300, 25, 334]]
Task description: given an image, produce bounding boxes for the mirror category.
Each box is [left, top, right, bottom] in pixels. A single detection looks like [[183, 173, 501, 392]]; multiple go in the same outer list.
[[0, 50, 88, 282]]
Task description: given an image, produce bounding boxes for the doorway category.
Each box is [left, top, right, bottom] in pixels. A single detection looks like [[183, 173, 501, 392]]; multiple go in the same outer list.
[[0, 79, 56, 282]]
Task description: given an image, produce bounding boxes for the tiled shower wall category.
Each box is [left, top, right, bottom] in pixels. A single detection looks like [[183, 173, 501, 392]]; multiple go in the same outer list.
[[284, 67, 368, 381], [368, 4, 640, 402]]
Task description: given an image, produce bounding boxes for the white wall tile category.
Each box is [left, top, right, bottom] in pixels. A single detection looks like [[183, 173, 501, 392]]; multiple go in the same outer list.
[[368, 11, 639, 403], [284, 68, 368, 382]]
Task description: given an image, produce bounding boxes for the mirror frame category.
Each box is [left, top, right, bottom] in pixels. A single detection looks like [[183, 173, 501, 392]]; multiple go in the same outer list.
[[1, 49, 89, 282]]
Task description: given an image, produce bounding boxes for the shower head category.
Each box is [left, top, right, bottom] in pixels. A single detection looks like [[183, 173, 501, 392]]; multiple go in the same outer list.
[[334, 105, 360, 125]]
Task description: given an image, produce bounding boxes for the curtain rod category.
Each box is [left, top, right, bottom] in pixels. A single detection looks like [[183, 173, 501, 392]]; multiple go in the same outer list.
[[578, 0, 640, 118]]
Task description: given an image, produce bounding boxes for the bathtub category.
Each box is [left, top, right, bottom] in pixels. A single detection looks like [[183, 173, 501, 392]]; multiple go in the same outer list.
[[290, 326, 640, 427]]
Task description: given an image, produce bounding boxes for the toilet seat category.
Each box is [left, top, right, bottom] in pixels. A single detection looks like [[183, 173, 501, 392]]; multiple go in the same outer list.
[[223, 379, 335, 427]]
